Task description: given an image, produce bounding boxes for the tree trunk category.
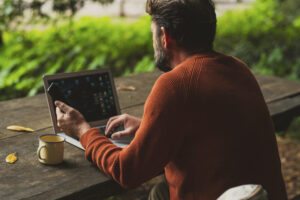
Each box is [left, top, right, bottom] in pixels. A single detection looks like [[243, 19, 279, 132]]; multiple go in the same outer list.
[[0, 31, 3, 47], [120, 0, 125, 17]]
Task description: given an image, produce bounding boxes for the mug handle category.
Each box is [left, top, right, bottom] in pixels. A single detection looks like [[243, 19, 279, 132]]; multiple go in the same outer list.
[[37, 145, 47, 160]]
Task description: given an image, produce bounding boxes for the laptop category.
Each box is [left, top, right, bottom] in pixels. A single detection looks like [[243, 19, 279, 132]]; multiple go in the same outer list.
[[43, 69, 132, 150]]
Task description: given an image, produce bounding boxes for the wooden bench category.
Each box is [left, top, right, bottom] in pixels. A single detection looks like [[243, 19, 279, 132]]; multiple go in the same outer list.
[[0, 70, 300, 200]]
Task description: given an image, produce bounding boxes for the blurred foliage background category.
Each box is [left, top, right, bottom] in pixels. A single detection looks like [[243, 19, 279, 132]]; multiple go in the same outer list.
[[0, 0, 299, 100], [0, 16, 154, 99], [0, 0, 299, 139], [215, 0, 300, 80]]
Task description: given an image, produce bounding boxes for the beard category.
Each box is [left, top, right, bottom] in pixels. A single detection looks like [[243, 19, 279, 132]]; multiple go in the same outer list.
[[154, 38, 172, 72]]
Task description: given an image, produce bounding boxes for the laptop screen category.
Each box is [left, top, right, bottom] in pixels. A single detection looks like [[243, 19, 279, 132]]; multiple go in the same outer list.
[[47, 72, 118, 122]]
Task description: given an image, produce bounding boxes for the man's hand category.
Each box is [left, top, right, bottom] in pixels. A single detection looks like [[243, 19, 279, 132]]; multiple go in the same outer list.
[[105, 114, 141, 139], [55, 101, 91, 139]]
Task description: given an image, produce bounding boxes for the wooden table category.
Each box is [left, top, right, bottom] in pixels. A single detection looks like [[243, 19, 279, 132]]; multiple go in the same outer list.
[[1, 70, 300, 200]]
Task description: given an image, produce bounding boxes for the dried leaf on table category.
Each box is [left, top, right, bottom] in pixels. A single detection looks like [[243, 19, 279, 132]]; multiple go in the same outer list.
[[6, 152, 18, 164], [117, 85, 136, 91], [6, 125, 34, 132]]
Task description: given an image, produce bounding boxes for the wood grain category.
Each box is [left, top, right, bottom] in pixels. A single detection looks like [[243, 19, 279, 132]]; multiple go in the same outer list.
[[0, 128, 123, 200]]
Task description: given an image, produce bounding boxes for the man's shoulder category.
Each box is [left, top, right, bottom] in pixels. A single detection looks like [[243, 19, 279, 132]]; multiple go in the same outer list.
[[172, 51, 247, 70], [154, 51, 252, 89], [154, 51, 227, 87], [200, 51, 249, 71]]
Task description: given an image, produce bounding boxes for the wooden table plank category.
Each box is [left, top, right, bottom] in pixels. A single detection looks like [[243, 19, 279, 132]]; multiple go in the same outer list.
[[114, 70, 162, 110], [0, 127, 123, 200], [254, 72, 300, 103], [0, 94, 52, 139], [253, 72, 300, 131], [269, 95, 300, 132], [0, 70, 299, 138]]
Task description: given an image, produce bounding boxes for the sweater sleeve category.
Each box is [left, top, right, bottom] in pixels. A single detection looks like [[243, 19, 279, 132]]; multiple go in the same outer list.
[[80, 74, 184, 189]]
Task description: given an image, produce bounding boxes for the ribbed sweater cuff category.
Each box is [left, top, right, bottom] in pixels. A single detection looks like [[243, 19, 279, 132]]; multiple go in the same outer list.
[[79, 127, 107, 149]]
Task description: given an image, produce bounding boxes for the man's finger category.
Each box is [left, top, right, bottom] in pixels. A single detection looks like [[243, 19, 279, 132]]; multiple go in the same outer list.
[[55, 101, 71, 113], [111, 129, 130, 139], [56, 106, 64, 119], [106, 115, 119, 133], [105, 117, 123, 135]]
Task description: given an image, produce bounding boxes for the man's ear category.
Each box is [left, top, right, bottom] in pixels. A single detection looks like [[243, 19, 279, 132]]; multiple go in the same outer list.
[[161, 27, 174, 49]]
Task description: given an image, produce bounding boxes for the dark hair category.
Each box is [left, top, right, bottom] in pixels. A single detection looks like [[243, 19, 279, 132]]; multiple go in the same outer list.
[[146, 0, 216, 53]]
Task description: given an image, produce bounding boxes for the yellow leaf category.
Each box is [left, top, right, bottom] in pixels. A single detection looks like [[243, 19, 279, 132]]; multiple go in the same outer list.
[[6, 125, 34, 132], [6, 152, 18, 164], [117, 85, 136, 91]]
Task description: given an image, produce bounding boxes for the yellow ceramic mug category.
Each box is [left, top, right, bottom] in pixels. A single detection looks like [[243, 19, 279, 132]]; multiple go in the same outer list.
[[37, 134, 65, 165]]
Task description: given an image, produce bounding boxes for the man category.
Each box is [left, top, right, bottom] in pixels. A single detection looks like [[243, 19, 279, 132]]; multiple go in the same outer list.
[[55, 0, 287, 199]]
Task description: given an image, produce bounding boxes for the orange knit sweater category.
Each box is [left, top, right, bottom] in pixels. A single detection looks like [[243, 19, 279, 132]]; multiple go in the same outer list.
[[80, 51, 287, 200]]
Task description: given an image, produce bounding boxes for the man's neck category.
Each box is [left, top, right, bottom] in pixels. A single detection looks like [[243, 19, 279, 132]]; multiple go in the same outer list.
[[170, 50, 193, 69], [169, 48, 213, 69]]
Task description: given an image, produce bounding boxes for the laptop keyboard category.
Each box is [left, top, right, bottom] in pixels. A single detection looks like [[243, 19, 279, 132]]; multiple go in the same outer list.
[[98, 124, 125, 138]]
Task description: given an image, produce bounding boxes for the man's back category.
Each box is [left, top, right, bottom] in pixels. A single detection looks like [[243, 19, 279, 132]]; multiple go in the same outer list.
[[163, 51, 287, 199], [79, 51, 287, 200]]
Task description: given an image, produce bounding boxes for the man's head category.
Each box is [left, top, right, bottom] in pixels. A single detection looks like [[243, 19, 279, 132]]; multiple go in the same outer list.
[[146, 0, 217, 72]]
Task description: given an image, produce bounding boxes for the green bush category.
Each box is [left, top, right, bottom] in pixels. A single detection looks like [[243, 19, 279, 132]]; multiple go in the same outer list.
[[215, 0, 300, 80], [0, 0, 300, 102], [287, 116, 300, 141], [0, 16, 154, 100]]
